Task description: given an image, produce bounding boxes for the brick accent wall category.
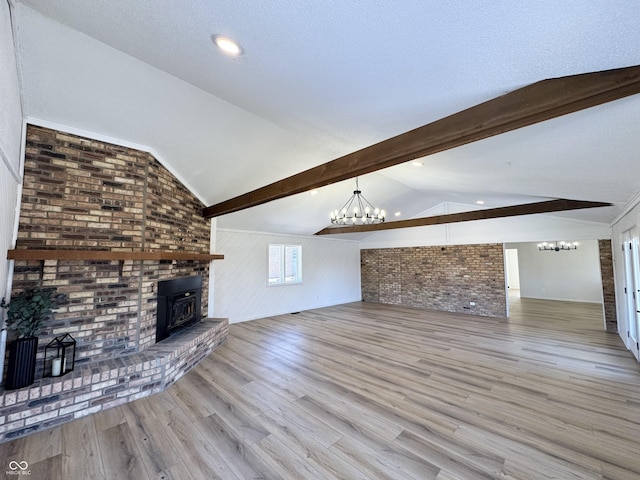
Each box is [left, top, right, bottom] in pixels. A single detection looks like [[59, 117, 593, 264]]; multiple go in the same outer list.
[[361, 244, 507, 317], [1, 125, 227, 441], [599, 239, 618, 333]]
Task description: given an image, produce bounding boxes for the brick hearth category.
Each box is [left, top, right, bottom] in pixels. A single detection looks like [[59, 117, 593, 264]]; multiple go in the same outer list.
[[0, 319, 228, 442]]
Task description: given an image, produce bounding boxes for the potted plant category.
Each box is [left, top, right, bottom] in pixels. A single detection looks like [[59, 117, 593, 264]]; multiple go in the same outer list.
[[1, 287, 56, 389]]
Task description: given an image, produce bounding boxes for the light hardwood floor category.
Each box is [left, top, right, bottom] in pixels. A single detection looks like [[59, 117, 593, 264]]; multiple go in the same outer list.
[[2, 297, 639, 479]]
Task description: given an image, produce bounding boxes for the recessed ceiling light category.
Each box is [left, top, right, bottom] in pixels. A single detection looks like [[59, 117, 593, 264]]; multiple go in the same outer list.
[[476, 200, 485, 205], [411, 161, 423, 167], [212, 35, 243, 56]]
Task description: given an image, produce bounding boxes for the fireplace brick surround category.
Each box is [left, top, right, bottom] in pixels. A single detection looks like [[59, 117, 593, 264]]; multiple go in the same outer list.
[[0, 125, 227, 442]]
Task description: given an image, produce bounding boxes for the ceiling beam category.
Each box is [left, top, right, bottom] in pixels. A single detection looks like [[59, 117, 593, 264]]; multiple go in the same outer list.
[[203, 65, 640, 219], [314, 199, 612, 235]]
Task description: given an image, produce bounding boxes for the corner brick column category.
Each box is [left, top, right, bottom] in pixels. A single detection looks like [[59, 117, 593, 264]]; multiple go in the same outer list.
[[599, 239, 618, 333]]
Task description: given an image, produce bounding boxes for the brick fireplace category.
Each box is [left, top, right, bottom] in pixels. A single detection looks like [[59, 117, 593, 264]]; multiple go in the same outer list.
[[0, 125, 228, 442]]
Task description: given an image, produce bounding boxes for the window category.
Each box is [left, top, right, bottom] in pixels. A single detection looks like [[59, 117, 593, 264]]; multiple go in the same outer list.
[[268, 244, 302, 285]]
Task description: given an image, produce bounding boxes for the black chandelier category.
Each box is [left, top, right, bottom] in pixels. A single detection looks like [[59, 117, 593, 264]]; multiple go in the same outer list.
[[538, 241, 579, 251], [330, 178, 385, 225]]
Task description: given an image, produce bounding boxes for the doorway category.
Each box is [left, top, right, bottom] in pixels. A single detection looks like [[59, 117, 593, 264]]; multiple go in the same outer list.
[[505, 248, 521, 314], [621, 231, 640, 360], [504, 241, 606, 331], [505, 248, 521, 296]]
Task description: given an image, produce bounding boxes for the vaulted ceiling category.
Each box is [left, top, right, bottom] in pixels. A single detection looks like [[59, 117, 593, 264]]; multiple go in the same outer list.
[[12, 0, 640, 240]]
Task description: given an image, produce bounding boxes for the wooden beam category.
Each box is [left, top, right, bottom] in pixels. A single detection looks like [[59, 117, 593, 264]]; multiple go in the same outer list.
[[314, 199, 612, 235], [7, 250, 224, 261], [203, 65, 640, 218]]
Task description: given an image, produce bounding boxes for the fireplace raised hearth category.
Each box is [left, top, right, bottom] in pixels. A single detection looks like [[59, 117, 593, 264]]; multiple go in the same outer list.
[[156, 275, 203, 342]]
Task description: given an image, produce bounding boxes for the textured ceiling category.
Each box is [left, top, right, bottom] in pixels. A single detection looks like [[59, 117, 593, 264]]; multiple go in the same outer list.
[[13, 0, 640, 238]]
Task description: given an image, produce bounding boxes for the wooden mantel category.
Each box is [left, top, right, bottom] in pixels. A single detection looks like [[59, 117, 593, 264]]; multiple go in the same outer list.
[[7, 249, 224, 262]]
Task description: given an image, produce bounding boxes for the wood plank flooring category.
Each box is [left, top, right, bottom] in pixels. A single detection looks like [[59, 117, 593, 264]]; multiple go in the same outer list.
[[2, 297, 640, 479]]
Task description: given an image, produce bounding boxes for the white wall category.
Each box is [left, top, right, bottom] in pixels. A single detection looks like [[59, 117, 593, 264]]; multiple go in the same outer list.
[[213, 229, 361, 323], [507, 240, 603, 303], [1, 0, 23, 300], [1, 0, 23, 382]]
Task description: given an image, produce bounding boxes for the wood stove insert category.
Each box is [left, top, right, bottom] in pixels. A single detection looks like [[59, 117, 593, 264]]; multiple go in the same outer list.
[[156, 275, 202, 342]]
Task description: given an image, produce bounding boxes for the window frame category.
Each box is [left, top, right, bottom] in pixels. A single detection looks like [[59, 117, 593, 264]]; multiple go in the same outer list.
[[267, 243, 302, 286]]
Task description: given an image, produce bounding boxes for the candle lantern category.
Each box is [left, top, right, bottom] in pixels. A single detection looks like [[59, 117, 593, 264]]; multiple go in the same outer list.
[[44, 333, 76, 377]]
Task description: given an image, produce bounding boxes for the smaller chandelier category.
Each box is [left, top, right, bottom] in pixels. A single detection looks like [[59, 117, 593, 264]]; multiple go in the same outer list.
[[538, 241, 579, 251], [330, 178, 385, 225]]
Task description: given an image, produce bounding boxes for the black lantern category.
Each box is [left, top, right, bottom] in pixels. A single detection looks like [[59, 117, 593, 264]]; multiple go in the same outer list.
[[44, 333, 76, 377]]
